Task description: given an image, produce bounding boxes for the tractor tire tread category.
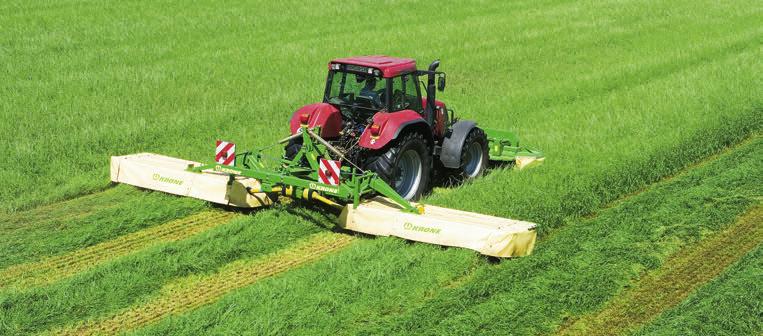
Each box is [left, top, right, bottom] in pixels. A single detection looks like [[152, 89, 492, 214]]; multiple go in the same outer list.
[[364, 131, 431, 200], [451, 127, 489, 182]]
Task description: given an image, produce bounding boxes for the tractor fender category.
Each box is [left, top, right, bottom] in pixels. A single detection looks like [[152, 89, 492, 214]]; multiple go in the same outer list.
[[440, 120, 478, 168], [359, 110, 432, 150], [289, 103, 342, 138]]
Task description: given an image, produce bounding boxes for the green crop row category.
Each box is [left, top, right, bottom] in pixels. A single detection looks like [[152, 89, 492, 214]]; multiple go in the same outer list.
[[129, 134, 762, 335], [634, 246, 762, 336]]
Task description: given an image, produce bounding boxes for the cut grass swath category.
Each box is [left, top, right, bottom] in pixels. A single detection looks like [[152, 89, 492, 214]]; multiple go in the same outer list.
[[48, 232, 355, 336], [581, 134, 761, 220], [634, 246, 763, 336], [0, 187, 126, 231], [0, 211, 237, 290], [0, 189, 206, 270], [0, 206, 327, 335], [557, 205, 763, 336], [131, 236, 478, 336]]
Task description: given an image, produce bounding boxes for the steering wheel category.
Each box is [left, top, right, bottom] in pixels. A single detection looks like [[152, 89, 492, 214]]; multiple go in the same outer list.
[[354, 95, 378, 109], [339, 92, 354, 103]]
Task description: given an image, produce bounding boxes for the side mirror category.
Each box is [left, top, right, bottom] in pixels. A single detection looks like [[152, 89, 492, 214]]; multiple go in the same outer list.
[[437, 75, 446, 92]]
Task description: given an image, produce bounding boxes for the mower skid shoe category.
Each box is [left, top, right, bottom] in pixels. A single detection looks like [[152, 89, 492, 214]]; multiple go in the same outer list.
[[338, 197, 537, 257], [110, 153, 273, 208]]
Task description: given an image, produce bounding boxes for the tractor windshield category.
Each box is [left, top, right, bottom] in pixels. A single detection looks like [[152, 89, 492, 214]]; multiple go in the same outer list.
[[325, 71, 387, 112]]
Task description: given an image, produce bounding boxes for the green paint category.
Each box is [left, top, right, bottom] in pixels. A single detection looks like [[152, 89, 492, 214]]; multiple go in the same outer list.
[[189, 126, 423, 213]]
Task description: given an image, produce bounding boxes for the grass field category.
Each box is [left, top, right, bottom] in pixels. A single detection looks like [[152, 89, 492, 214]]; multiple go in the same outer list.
[[0, 0, 761, 335]]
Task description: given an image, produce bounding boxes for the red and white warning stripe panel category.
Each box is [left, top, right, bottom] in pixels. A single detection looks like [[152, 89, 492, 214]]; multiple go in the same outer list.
[[318, 158, 341, 186], [215, 140, 236, 166]]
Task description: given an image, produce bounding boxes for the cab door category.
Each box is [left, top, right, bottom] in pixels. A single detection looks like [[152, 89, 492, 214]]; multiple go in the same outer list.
[[389, 73, 423, 113]]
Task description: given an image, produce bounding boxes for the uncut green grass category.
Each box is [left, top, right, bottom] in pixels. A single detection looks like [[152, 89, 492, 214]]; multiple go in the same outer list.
[[131, 137, 762, 335], [634, 246, 762, 336], [1, 0, 760, 213], [0, 205, 328, 335]]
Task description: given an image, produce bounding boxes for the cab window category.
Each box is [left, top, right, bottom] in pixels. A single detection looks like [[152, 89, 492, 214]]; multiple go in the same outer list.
[[390, 74, 422, 112]]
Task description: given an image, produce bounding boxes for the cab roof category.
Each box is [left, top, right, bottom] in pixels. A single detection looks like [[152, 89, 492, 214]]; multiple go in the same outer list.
[[329, 55, 417, 78]]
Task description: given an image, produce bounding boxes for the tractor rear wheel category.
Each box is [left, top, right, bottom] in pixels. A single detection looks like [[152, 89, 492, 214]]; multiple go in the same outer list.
[[451, 127, 488, 181], [364, 132, 431, 201]]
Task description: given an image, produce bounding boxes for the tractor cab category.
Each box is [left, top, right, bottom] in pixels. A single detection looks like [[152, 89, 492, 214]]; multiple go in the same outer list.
[[324, 56, 425, 120]]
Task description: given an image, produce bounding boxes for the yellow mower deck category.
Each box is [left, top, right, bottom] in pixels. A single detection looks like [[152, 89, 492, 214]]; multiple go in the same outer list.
[[339, 197, 536, 257], [110, 153, 273, 208], [110, 153, 537, 258]]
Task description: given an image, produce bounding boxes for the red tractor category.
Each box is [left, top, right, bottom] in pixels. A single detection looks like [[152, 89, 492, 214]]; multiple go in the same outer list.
[[109, 56, 543, 257], [287, 56, 537, 200]]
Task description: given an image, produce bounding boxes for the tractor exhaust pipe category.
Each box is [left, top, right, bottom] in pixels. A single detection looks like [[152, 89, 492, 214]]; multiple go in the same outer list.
[[428, 60, 440, 73], [425, 60, 440, 126]]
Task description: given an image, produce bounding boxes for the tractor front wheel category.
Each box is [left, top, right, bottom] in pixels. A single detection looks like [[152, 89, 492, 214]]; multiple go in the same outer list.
[[285, 137, 302, 160], [284, 137, 312, 167], [451, 127, 488, 181], [365, 132, 431, 201]]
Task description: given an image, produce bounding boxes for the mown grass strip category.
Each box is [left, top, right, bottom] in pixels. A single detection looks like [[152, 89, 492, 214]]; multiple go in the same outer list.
[[0, 187, 125, 231], [633, 246, 762, 336], [0, 187, 206, 270], [0, 207, 326, 335], [49, 232, 355, 336], [130, 235, 477, 336], [0, 211, 236, 290], [347, 137, 761, 336], [558, 205, 763, 336]]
